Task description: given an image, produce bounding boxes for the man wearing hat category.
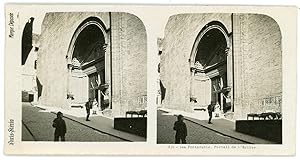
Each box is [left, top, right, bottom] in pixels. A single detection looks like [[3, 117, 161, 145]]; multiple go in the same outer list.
[[85, 98, 93, 121], [52, 111, 67, 141], [173, 114, 187, 144]]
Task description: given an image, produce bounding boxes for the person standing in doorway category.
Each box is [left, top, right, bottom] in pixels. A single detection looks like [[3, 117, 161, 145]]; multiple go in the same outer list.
[[208, 102, 215, 124], [100, 89, 109, 110], [85, 98, 92, 121], [92, 98, 98, 115], [173, 114, 187, 144], [52, 111, 66, 141]]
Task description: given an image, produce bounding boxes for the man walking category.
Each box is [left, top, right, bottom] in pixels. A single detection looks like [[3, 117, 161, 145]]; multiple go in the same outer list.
[[173, 114, 187, 144], [85, 98, 92, 121], [52, 111, 66, 141], [207, 102, 214, 124]]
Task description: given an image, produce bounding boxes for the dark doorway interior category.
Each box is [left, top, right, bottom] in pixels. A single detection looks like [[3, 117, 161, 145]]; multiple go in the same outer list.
[[195, 28, 229, 112], [70, 21, 106, 108]]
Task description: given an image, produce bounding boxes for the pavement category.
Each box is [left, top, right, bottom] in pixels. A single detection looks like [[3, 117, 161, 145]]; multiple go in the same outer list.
[[22, 102, 145, 142], [157, 109, 275, 144]]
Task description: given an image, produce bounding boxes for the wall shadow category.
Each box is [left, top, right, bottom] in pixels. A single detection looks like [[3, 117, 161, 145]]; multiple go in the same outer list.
[[22, 17, 34, 65]]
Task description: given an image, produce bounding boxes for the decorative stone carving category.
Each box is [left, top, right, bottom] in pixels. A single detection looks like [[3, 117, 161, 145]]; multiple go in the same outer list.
[[225, 47, 230, 55], [99, 83, 109, 91], [190, 62, 196, 73], [195, 61, 202, 70], [102, 43, 108, 52], [71, 57, 81, 69], [192, 61, 205, 74]]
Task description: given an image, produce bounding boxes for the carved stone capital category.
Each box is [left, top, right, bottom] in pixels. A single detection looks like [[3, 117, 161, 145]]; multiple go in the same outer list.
[[224, 47, 230, 55], [102, 43, 108, 51], [190, 66, 196, 73]]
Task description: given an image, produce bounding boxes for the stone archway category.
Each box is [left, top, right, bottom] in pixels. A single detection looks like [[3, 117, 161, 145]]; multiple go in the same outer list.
[[66, 17, 110, 110], [190, 21, 232, 113]]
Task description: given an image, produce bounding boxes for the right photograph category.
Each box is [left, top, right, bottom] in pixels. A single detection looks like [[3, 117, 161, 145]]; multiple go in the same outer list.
[[157, 13, 282, 144]]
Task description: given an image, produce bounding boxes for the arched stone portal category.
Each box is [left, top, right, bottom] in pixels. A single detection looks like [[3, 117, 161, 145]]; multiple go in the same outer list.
[[66, 17, 110, 110], [190, 21, 232, 114]]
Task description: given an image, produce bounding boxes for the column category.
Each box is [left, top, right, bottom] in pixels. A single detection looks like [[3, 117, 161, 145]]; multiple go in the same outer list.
[[103, 43, 109, 84], [97, 74, 101, 110], [190, 66, 196, 100], [67, 63, 73, 108], [103, 42, 110, 109], [226, 37, 234, 112]]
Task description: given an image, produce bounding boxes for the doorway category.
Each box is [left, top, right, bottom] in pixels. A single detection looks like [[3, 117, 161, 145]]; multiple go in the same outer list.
[[67, 17, 109, 109], [88, 72, 99, 102], [190, 21, 231, 113]]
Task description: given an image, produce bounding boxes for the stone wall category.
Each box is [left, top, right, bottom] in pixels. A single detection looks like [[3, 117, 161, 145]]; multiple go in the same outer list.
[[37, 12, 147, 117], [22, 48, 37, 92], [111, 13, 147, 116], [37, 12, 109, 109], [160, 13, 282, 120], [233, 14, 282, 119], [160, 13, 232, 112]]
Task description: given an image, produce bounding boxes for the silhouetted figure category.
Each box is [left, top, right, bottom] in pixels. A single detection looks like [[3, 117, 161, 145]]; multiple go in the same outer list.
[[208, 103, 214, 124], [85, 98, 93, 121], [173, 114, 187, 144], [52, 112, 66, 141]]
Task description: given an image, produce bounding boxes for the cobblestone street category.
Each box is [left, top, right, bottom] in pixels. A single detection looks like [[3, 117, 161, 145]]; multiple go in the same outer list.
[[157, 110, 246, 144], [22, 102, 123, 142]]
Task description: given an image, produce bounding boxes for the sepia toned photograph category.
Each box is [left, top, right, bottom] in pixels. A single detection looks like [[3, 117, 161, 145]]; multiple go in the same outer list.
[[21, 12, 147, 142], [4, 4, 296, 156], [157, 13, 282, 144]]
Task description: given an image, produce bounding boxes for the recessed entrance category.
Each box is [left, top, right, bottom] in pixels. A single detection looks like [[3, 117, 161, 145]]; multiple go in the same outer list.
[[67, 17, 110, 110], [190, 22, 232, 113]]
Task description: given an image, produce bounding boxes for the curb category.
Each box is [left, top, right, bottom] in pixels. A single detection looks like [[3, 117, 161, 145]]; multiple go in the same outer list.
[[183, 117, 252, 144], [160, 109, 252, 144]]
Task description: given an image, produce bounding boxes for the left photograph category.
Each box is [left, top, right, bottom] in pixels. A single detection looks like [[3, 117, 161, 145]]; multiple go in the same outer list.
[[21, 12, 147, 142]]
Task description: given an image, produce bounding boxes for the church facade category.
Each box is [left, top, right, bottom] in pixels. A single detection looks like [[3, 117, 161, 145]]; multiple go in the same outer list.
[[159, 13, 282, 120], [36, 12, 147, 117]]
